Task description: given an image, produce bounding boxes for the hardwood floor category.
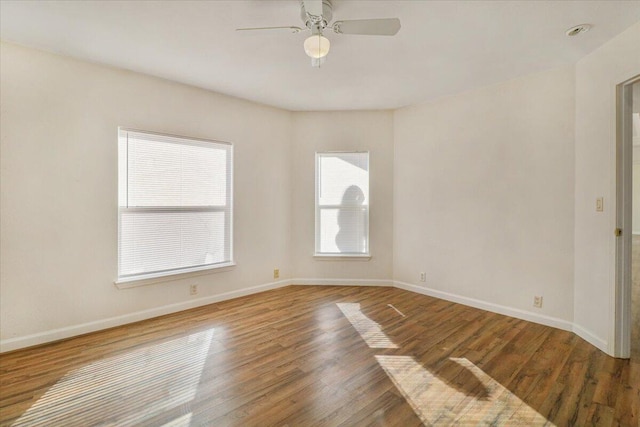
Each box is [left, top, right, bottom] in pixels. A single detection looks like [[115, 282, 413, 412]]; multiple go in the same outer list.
[[0, 285, 638, 426]]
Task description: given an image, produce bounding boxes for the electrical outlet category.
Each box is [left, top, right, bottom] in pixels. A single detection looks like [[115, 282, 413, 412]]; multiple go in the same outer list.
[[190, 284, 198, 295], [274, 268, 280, 279], [533, 296, 543, 308], [420, 272, 426, 282]]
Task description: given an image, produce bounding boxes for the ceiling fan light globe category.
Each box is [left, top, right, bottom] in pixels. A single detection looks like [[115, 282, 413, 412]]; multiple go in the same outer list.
[[303, 35, 330, 59]]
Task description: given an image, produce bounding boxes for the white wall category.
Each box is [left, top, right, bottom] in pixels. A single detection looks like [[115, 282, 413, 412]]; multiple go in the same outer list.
[[290, 111, 394, 282], [0, 42, 292, 351], [393, 66, 576, 328], [574, 22, 640, 354]]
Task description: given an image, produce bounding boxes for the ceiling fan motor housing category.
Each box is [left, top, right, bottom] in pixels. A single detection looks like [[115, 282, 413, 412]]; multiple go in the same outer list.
[[301, 0, 333, 30]]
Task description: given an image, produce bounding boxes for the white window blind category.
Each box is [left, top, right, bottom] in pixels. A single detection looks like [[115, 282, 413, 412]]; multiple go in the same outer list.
[[315, 152, 369, 256], [118, 129, 233, 281]]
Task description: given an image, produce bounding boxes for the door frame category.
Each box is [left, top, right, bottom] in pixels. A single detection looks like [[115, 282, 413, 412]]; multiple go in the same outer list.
[[615, 75, 639, 358]]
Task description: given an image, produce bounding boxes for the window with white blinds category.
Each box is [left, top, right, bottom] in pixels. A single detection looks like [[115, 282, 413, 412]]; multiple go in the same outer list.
[[117, 129, 233, 282], [315, 152, 369, 256]]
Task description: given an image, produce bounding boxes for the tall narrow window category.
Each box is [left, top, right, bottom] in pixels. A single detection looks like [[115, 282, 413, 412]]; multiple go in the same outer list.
[[118, 129, 233, 282], [315, 152, 370, 256]]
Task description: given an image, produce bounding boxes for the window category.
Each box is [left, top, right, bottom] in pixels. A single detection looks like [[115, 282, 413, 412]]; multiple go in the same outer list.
[[117, 129, 233, 282], [315, 152, 369, 256]]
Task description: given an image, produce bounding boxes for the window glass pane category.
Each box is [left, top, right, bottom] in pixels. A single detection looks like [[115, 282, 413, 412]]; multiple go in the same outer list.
[[318, 153, 369, 206], [126, 136, 227, 207], [316, 152, 369, 255], [119, 210, 227, 277], [319, 207, 368, 253]]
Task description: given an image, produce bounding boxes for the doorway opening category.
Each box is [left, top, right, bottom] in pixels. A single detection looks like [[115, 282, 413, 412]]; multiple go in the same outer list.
[[616, 76, 640, 360], [631, 81, 640, 360]]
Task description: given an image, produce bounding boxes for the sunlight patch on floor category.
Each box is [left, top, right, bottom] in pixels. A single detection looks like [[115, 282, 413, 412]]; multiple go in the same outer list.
[[387, 304, 406, 317], [336, 303, 398, 348], [12, 329, 214, 426], [375, 355, 554, 426], [160, 412, 192, 427]]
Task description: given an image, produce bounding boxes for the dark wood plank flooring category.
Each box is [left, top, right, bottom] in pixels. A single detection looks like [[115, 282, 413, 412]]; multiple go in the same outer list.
[[0, 285, 638, 426]]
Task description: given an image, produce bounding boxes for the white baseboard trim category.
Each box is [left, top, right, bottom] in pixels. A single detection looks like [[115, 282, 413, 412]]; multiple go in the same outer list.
[[0, 279, 292, 353], [572, 323, 609, 354], [393, 281, 574, 332], [291, 278, 393, 286]]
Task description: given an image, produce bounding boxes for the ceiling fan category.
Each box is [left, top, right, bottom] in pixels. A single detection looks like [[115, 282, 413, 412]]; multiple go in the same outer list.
[[236, 0, 401, 67]]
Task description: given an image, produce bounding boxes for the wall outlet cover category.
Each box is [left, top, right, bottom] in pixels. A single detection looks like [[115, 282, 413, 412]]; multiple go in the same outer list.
[[533, 296, 543, 308]]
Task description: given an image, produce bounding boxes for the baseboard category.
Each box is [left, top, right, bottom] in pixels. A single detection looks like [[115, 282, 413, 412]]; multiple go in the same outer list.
[[0, 279, 292, 353], [572, 323, 609, 354], [393, 281, 574, 332], [291, 278, 393, 286]]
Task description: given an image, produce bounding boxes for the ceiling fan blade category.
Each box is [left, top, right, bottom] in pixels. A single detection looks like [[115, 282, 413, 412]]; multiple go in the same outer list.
[[332, 18, 401, 36], [236, 26, 304, 34], [303, 0, 323, 17]]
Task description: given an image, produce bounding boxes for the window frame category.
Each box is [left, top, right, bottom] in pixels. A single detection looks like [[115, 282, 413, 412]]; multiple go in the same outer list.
[[116, 128, 234, 286], [314, 151, 371, 258]]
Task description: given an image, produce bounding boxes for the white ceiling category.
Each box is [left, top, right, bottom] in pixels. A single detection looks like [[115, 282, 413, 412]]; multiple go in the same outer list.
[[1, 0, 639, 111]]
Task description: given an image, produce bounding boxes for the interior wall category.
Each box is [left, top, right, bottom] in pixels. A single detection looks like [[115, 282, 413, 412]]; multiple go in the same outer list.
[[290, 111, 394, 281], [574, 22, 640, 354], [0, 42, 292, 350], [393, 65, 576, 326]]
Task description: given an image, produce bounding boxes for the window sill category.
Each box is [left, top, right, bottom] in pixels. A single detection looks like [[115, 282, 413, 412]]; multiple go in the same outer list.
[[115, 262, 236, 289], [313, 254, 372, 261]]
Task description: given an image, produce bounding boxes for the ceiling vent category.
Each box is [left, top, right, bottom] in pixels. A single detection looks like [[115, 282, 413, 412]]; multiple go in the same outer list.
[[565, 24, 591, 36]]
